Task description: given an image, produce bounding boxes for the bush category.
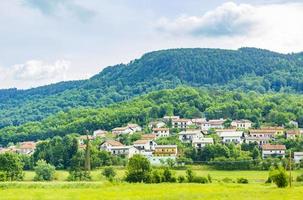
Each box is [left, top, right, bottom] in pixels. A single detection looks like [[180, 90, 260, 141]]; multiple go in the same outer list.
[[67, 170, 91, 181], [162, 168, 173, 182], [34, 160, 56, 181], [207, 174, 212, 183], [151, 170, 162, 183], [222, 177, 233, 183], [296, 174, 303, 182], [269, 166, 288, 188], [186, 169, 195, 182], [125, 155, 151, 183], [237, 178, 249, 184], [178, 175, 186, 183], [192, 176, 208, 184], [102, 167, 116, 181], [0, 172, 6, 182]]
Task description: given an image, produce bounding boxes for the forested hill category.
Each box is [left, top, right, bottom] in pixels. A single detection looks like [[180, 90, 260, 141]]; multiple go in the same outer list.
[[1, 47, 303, 128], [1, 87, 303, 145]]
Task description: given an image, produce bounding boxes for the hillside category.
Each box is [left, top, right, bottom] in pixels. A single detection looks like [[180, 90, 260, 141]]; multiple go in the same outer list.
[[1, 87, 303, 146], [1, 47, 303, 128]]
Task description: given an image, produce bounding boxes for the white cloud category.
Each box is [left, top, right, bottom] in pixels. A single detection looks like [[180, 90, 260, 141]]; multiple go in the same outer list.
[[156, 2, 303, 53], [157, 2, 257, 37], [12, 60, 70, 81], [0, 60, 70, 89]]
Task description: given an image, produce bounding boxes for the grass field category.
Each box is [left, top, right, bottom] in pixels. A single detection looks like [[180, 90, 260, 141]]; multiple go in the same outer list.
[[1, 168, 303, 200]]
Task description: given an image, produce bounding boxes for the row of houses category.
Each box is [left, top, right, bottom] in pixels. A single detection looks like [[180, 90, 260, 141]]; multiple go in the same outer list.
[[100, 139, 177, 165], [0, 141, 36, 155]]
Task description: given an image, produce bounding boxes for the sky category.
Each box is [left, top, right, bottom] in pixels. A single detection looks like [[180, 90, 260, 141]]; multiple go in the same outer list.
[[0, 0, 303, 89]]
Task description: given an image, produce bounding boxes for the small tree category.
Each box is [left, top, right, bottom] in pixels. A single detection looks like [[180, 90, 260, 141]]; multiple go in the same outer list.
[[269, 166, 289, 188], [34, 160, 56, 181], [186, 169, 195, 182], [125, 155, 151, 183], [0, 153, 24, 181], [102, 167, 116, 181]]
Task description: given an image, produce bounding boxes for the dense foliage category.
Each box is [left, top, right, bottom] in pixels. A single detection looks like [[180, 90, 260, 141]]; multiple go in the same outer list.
[[1, 48, 303, 128], [1, 87, 303, 146]]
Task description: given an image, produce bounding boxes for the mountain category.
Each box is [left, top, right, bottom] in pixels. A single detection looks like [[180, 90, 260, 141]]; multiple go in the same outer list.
[[0, 47, 303, 128], [1, 87, 303, 146]]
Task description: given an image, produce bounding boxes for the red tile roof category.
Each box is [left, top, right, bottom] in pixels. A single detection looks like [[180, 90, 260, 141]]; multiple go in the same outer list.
[[261, 144, 286, 150]]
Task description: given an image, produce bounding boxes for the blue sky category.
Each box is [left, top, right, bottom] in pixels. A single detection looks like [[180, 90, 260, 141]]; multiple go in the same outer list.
[[1, 0, 303, 89]]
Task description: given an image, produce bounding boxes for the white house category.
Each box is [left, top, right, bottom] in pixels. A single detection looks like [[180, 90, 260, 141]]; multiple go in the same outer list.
[[218, 130, 244, 144], [249, 129, 277, 139], [163, 116, 180, 122], [261, 144, 286, 158], [128, 123, 142, 132], [100, 140, 124, 151], [148, 121, 166, 129], [16, 141, 36, 155], [133, 139, 157, 151], [141, 134, 157, 141], [244, 136, 271, 145], [112, 126, 133, 135], [178, 129, 203, 143], [231, 119, 252, 129], [172, 118, 192, 129], [152, 128, 170, 138], [93, 130, 107, 138], [294, 152, 303, 163], [192, 138, 214, 149], [112, 123, 142, 135], [109, 146, 140, 158], [200, 119, 226, 130]]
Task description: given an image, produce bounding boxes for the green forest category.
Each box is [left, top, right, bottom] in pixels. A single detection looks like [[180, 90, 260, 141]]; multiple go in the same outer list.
[[1, 48, 303, 128], [1, 87, 303, 146]]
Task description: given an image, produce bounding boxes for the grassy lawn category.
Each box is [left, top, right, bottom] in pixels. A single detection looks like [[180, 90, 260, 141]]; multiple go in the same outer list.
[[1, 182, 303, 200], [2, 168, 302, 200]]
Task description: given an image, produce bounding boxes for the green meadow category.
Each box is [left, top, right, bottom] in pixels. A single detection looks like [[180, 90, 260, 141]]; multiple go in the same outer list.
[[1, 168, 303, 200]]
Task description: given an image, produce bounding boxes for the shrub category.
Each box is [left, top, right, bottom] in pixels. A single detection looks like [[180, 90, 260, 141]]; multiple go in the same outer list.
[[207, 174, 212, 183], [296, 174, 303, 182], [34, 160, 56, 181], [67, 170, 91, 181], [186, 169, 195, 182], [125, 155, 151, 183], [269, 166, 288, 188], [237, 178, 249, 184], [178, 175, 186, 183], [151, 170, 162, 183], [162, 168, 173, 182], [102, 167, 116, 181], [0, 172, 6, 182], [192, 176, 208, 184], [222, 177, 233, 183]]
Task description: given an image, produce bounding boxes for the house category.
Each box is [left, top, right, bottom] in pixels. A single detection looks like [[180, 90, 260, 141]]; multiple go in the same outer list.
[[112, 126, 133, 135], [261, 144, 286, 158], [149, 145, 178, 165], [178, 129, 203, 143], [128, 123, 142, 132], [200, 119, 226, 130], [172, 118, 192, 129], [16, 141, 36, 155], [218, 130, 244, 144], [148, 121, 166, 129], [294, 152, 303, 163], [100, 140, 124, 151], [244, 136, 271, 145], [191, 118, 207, 126], [0, 146, 16, 154], [108, 146, 140, 158], [249, 129, 277, 139], [285, 130, 301, 139], [260, 127, 284, 135], [141, 134, 157, 140], [163, 116, 180, 122], [93, 130, 107, 138], [78, 135, 95, 145], [192, 138, 214, 149], [231, 119, 252, 129], [152, 128, 170, 138], [133, 139, 157, 151]]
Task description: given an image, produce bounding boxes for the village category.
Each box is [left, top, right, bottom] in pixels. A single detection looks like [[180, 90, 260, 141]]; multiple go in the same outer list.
[[1, 116, 303, 165]]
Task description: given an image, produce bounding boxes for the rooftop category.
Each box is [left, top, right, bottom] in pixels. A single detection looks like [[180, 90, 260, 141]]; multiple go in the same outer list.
[[261, 144, 286, 150]]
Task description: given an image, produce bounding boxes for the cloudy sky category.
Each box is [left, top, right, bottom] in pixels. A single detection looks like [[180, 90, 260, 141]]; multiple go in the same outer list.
[[1, 0, 303, 89]]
